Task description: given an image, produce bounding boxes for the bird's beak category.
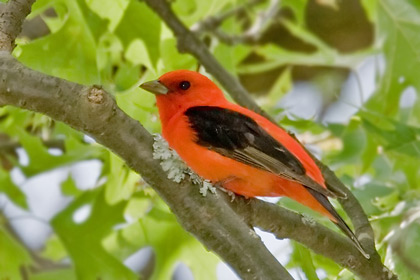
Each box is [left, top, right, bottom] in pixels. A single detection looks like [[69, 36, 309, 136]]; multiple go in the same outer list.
[[139, 80, 169, 95]]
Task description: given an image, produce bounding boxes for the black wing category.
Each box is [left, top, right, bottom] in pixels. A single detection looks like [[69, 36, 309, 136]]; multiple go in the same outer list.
[[184, 106, 336, 198]]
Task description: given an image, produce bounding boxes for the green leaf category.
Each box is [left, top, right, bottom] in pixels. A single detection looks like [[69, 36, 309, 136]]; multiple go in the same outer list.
[[288, 242, 319, 280], [280, 115, 326, 135], [16, 129, 104, 176], [125, 39, 154, 71], [52, 189, 136, 280], [172, 0, 234, 26], [113, 61, 141, 92], [16, 0, 108, 85], [61, 174, 82, 197], [31, 269, 77, 280], [262, 67, 292, 111], [85, 0, 130, 31], [104, 200, 220, 280], [0, 226, 32, 279], [41, 234, 68, 262], [160, 38, 196, 71], [282, 0, 308, 25], [361, 115, 420, 158], [326, 118, 366, 166], [114, 1, 161, 68], [370, 0, 420, 116], [0, 168, 28, 209], [240, 44, 370, 74], [281, 19, 334, 52], [389, 222, 420, 279], [105, 153, 140, 204], [360, 0, 377, 22]]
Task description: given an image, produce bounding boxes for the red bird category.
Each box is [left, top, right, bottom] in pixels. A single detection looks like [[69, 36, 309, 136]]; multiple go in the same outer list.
[[140, 70, 368, 258]]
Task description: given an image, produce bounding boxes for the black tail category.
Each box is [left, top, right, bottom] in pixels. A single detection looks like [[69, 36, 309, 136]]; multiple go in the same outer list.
[[306, 187, 370, 259]]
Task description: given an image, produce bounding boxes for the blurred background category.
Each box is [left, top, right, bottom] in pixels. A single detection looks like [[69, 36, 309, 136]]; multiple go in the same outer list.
[[1, 0, 420, 279]]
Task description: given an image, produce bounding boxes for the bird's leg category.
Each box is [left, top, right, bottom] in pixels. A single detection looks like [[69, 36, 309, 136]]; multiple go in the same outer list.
[[215, 177, 237, 201]]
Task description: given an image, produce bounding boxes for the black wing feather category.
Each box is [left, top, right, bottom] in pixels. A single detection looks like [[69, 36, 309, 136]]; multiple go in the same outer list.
[[185, 106, 305, 174], [184, 106, 369, 255], [185, 106, 337, 198]]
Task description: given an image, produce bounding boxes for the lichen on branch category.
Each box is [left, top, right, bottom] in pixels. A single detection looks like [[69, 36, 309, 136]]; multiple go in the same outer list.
[[152, 133, 216, 196]]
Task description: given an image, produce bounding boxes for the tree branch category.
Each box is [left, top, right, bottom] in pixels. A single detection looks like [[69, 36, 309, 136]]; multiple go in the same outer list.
[[1, 212, 70, 273], [191, 0, 263, 34], [141, 0, 396, 279], [0, 1, 396, 279], [143, 0, 271, 120], [0, 0, 36, 52], [0, 53, 294, 280], [194, 0, 281, 46], [228, 195, 396, 280], [0, 136, 65, 154], [0, 52, 397, 280]]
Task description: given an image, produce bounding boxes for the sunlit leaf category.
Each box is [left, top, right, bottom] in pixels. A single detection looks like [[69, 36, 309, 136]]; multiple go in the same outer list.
[[105, 153, 140, 205], [31, 269, 77, 280], [0, 227, 32, 279], [0, 168, 28, 209], [104, 199, 219, 280], [288, 242, 319, 280], [369, 0, 420, 116], [16, 0, 108, 85], [52, 189, 136, 280], [114, 1, 161, 67]]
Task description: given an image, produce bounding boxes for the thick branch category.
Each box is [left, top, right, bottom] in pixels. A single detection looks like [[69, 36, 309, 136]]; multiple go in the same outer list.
[[228, 195, 396, 280], [0, 0, 36, 52], [0, 53, 397, 280], [141, 1, 395, 278], [143, 0, 374, 249], [0, 1, 395, 278], [0, 53, 293, 280]]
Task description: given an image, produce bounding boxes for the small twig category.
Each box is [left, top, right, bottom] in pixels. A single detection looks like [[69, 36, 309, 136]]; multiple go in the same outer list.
[[0, 138, 65, 154], [191, 0, 264, 34], [194, 0, 280, 46], [143, 0, 271, 120], [1, 212, 70, 274], [227, 195, 397, 280], [0, 0, 36, 52]]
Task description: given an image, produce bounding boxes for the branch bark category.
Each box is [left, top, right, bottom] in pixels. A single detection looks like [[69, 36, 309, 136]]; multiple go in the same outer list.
[[194, 0, 281, 46], [0, 0, 397, 279], [0, 52, 397, 280], [143, 0, 271, 120], [191, 0, 263, 34], [0, 0, 35, 52], [141, 0, 396, 279], [143, 0, 374, 245], [0, 53, 294, 280]]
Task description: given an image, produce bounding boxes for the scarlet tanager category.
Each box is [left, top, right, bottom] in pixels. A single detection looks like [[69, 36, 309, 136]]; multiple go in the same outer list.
[[140, 70, 369, 258]]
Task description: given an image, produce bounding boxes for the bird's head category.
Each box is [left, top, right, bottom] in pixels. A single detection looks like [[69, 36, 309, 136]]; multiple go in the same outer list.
[[140, 70, 226, 123]]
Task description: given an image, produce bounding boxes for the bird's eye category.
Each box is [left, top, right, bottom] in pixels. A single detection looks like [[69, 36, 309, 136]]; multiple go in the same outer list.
[[179, 81, 190, 90]]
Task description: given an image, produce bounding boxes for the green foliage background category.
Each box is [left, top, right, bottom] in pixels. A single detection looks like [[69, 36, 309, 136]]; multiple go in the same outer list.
[[1, 0, 420, 279]]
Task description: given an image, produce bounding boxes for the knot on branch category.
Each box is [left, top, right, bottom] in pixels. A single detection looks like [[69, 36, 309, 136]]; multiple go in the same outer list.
[[87, 85, 105, 104], [79, 85, 116, 133]]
